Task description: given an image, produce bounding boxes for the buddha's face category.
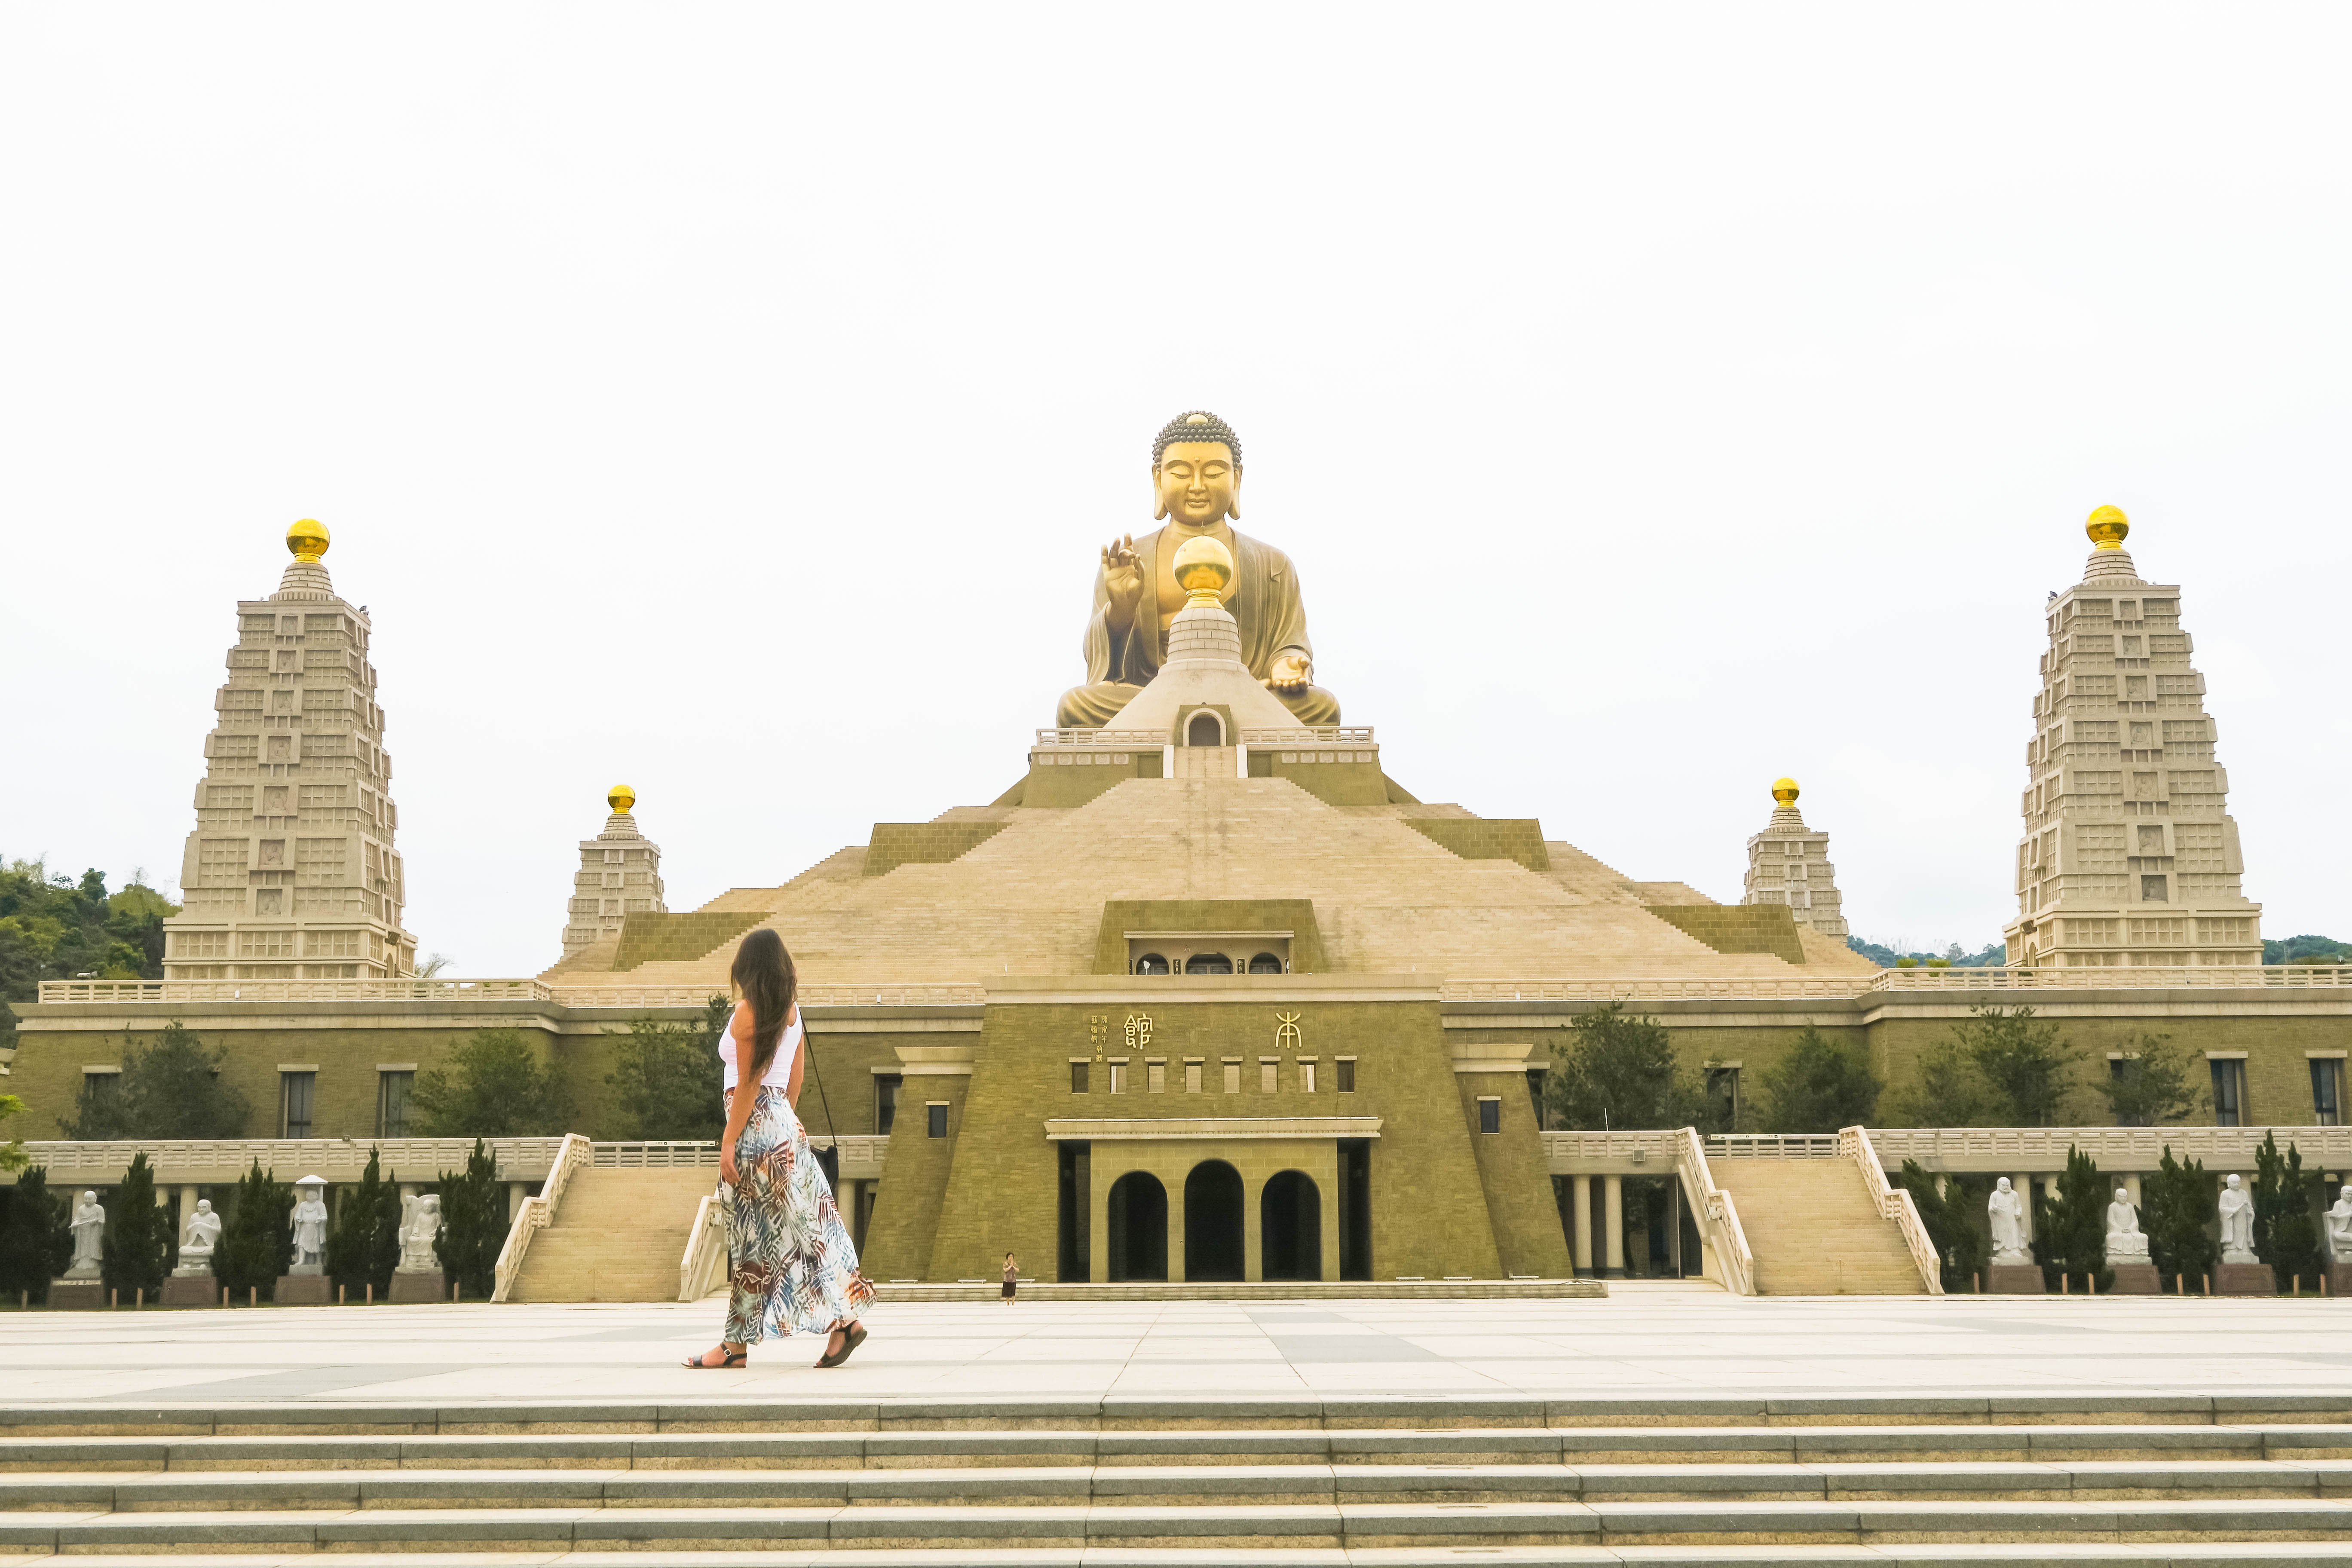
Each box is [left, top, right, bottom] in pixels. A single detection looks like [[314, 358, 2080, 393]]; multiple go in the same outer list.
[[1155, 441, 1240, 527]]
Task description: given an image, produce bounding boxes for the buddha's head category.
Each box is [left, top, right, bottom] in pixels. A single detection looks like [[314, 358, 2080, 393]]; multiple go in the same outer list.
[[1152, 410, 1242, 526]]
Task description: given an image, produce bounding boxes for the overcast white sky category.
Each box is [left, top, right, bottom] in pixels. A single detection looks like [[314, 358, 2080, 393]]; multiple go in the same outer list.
[[4, 7, 2347, 975]]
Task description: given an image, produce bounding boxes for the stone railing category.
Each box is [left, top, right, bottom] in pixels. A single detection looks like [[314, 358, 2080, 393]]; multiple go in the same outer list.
[[1031, 728, 1166, 748], [35, 980, 985, 1010], [1452, 978, 1875, 1002], [1538, 1129, 1682, 1173], [1865, 1124, 2352, 1174], [1841, 1125, 1944, 1295], [492, 1133, 590, 1303], [1709, 1133, 1843, 1159], [1445, 965, 2352, 1003], [1671, 1127, 1754, 1296], [561, 986, 984, 1010], [2, 1137, 567, 1186], [1238, 727, 1378, 746]]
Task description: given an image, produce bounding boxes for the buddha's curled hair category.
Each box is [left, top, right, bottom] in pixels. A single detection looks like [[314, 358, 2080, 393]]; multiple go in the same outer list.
[[1152, 410, 1242, 468]]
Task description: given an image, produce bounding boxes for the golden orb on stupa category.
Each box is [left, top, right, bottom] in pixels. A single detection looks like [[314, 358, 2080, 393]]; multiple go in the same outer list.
[[1771, 777, 1800, 807], [608, 784, 637, 815], [2086, 505, 2130, 550], [1172, 534, 1234, 605], [286, 518, 330, 562]]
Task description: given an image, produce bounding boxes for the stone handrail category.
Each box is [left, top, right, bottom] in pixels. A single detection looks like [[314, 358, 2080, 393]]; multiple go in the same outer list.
[[1539, 1129, 1681, 1173], [492, 1132, 589, 1303], [1450, 978, 1878, 1001], [1031, 728, 1166, 747], [1670, 1126, 1754, 1296], [1865, 1124, 2352, 1173], [2, 1136, 567, 1186], [1709, 1133, 1842, 1159], [678, 1191, 729, 1302], [562, 986, 985, 1010], [35, 980, 985, 1010], [1443, 966, 2352, 1003], [1841, 1125, 1945, 1295], [1238, 727, 1378, 746]]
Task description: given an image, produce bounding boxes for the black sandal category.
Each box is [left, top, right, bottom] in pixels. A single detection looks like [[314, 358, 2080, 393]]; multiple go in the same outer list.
[[815, 1321, 868, 1369], [683, 1346, 746, 1369]]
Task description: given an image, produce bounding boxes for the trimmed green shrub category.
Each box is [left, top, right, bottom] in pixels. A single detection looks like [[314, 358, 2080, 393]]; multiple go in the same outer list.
[[0, 1166, 70, 1303], [432, 1139, 504, 1300], [99, 1152, 170, 1298], [2255, 1131, 2322, 1292], [2030, 1145, 2112, 1294], [324, 1148, 404, 1302], [216, 1162, 292, 1300], [2144, 1147, 2217, 1292], [1892, 1163, 1989, 1292]]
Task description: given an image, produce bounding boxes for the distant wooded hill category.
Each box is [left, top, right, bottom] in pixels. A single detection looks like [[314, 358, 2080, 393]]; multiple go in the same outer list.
[[1847, 932, 2349, 968]]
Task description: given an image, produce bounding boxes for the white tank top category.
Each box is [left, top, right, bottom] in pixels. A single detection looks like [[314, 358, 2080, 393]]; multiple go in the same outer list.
[[718, 1002, 801, 1091]]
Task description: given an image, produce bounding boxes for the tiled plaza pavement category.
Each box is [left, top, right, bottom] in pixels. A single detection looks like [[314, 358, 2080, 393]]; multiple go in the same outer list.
[[7, 1282, 2351, 1407]]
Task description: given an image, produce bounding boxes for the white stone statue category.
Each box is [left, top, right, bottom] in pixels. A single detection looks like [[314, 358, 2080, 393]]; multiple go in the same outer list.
[[2218, 1173, 2258, 1265], [395, 1194, 442, 1274], [1987, 1177, 2029, 1265], [289, 1177, 330, 1276], [173, 1200, 223, 1277], [65, 1191, 106, 1279], [2327, 1185, 2352, 1262], [2106, 1187, 2150, 1261]]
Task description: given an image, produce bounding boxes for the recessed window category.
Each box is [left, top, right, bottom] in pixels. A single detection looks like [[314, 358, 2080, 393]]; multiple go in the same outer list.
[[1259, 1059, 1278, 1094], [1477, 1096, 1501, 1134], [1109, 1061, 1127, 1095], [1069, 1061, 1089, 1094], [377, 1070, 413, 1137], [1185, 1061, 1203, 1093], [2141, 875, 2169, 902], [1133, 952, 1170, 976], [2314, 1060, 2344, 1127], [282, 1071, 317, 1139], [876, 1073, 903, 1134], [1223, 1060, 1242, 1094], [1248, 952, 1284, 974], [926, 1102, 949, 1138], [1336, 1058, 1356, 1093], [1148, 1060, 1166, 1094], [1298, 1060, 1317, 1093], [2209, 1059, 2245, 1127], [1185, 952, 1234, 975]]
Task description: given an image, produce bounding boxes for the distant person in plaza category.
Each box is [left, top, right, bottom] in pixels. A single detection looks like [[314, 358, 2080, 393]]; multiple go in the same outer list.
[[685, 929, 875, 1370], [1003, 1252, 1017, 1305]]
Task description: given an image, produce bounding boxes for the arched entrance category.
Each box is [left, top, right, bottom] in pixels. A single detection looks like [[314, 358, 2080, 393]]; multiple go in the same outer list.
[[1106, 1171, 1167, 1281], [1185, 710, 1224, 747], [1183, 1160, 1245, 1281], [1261, 1169, 1322, 1281]]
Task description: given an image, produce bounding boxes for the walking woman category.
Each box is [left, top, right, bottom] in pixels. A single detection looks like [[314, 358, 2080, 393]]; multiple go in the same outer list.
[[686, 930, 874, 1369]]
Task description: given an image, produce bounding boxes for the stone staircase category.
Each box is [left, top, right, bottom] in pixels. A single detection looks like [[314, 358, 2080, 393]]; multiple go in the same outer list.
[[508, 1167, 717, 1303], [1711, 1156, 1927, 1295], [9, 1393, 2352, 1560]]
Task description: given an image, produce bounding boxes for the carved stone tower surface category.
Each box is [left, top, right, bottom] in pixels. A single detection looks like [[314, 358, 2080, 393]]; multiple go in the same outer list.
[[163, 521, 418, 980], [1740, 777, 1848, 940], [2003, 508, 2261, 968], [562, 785, 668, 956]]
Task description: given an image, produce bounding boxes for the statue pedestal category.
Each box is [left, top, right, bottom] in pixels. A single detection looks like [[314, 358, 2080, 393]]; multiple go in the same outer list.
[[387, 1271, 445, 1304], [1985, 1264, 2045, 1294], [2106, 1264, 2162, 1295], [158, 1275, 220, 1308], [274, 1274, 334, 1306], [46, 1280, 104, 1310], [2214, 1262, 2276, 1297]]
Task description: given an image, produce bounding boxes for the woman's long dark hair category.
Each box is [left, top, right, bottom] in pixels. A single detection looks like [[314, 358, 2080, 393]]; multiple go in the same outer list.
[[730, 929, 798, 1087]]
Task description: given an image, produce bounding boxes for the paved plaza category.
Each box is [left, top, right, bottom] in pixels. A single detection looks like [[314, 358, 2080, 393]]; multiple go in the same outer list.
[[9, 1286, 2352, 1409]]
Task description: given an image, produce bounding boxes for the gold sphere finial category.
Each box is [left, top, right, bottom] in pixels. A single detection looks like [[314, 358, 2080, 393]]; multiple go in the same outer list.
[[1771, 777, 1800, 807], [1171, 534, 1234, 606], [286, 518, 330, 563], [607, 784, 636, 815], [2086, 505, 2130, 550]]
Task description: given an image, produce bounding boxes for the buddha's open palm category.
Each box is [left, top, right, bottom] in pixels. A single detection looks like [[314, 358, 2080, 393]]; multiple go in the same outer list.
[[1267, 652, 1311, 693]]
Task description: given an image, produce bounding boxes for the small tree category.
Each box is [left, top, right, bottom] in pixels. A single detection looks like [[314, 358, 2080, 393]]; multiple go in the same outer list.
[[2096, 1033, 2206, 1127], [0, 1165, 70, 1303], [100, 1152, 171, 1298], [1754, 1027, 1882, 1133], [324, 1148, 404, 1302], [216, 1162, 292, 1300], [1887, 1005, 2085, 1127], [2144, 1147, 2217, 1291], [433, 1139, 504, 1299], [1891, 1162, 1989, 1291], [59, 1023, 251, 1140], [604, 998, 730, 1140], [408, 1030, 571, 1137], [1, 1092, 28, 1175], [2254, 1131, 2322, 1291], [1544, 1003, 1711, 1131], [2030, 1145, 2111, 1294]]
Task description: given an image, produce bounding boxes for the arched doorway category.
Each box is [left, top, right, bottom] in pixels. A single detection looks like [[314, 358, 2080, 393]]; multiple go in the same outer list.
[[1185, 710, 1223, 747], [1106, 1171, 1167, 1281], [1261, 1170, 1322, 1281], [1183, 1160, 1245, 1281]]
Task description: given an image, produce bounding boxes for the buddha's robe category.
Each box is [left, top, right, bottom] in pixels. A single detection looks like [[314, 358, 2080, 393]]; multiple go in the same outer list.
[[1056, 525, 1341, 729]]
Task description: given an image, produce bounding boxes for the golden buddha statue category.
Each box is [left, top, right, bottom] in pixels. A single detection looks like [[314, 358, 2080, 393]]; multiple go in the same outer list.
[[1056, 411, 1341, 728]]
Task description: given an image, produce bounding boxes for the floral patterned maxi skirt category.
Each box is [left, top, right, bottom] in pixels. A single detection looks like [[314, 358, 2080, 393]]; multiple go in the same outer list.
[[722, 1086, 875, 1344]]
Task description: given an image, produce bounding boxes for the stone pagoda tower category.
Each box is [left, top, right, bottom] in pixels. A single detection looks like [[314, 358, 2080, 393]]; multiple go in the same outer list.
[[164, 520, 418, 980], [1740, 777, 1849, 940], [2003, 507, 2261, 968], [560, 785, 668, 957]]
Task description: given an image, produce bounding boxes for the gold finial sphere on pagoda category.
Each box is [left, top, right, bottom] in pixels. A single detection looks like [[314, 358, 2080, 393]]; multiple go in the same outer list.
[[608, 784, 636, 815], [1772, 777, 1800, 807], [1172, 535, 1234, 606], [2086, 505, 2130, 550], [286, 518, 330, 563]]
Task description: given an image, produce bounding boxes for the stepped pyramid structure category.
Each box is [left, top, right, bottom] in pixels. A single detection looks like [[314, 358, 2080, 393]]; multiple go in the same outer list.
[[559, 785, 668, 958], [1739, 776, 1849, 941], [162, 521, 417, 980], [2003, 507, 2261, 968]]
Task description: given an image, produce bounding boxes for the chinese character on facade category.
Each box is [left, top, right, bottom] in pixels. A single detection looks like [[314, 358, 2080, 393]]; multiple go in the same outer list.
[[1275, 1011, 1302, 1049]]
